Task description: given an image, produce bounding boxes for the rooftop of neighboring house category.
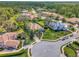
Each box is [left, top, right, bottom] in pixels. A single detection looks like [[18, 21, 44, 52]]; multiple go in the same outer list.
[[42, 11, 53, 16], [0, 36, 3, 42], [40, 11, 64, 19], [22, 9, 38, 20], [0, 32, 20, 49], [48, 21, 68, 31], [28, 23, 43, 31], [66, 18, 79, 23], [21, 10, 28, 13], [5, 40, 19, 49]]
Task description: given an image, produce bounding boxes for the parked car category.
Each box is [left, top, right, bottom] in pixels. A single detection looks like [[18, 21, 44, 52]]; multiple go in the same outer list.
[[70, 34, 73, 37], [62, 36, 69, 41], [62, 38, 66, 41]]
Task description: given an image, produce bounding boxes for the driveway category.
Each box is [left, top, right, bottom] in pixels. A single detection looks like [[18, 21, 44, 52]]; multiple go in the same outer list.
[[31, 32, 79, 57], [31, 41, 61, 57]]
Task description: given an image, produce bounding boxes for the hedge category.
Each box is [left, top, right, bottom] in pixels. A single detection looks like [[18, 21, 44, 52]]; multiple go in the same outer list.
[[0, 48, 27, 57]]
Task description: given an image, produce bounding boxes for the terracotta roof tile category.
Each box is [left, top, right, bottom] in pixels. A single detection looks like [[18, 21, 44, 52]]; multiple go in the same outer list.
[[28, 23, 42, 30], [5, 40, 20, 48], [0, 32, 19, 48], [0, 36, 4, 42], [66, 18, 79, 23]]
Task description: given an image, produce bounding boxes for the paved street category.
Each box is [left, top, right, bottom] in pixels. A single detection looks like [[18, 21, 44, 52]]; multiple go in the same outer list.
[[31, 32, 79, 57]]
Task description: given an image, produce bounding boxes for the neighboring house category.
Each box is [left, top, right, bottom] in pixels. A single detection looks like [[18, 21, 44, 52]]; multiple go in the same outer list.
[[38, 11, 65, 20], [5, 40, 19, 49], [38, 11, 53, 19], [16, 15, 26, 22], [28, 23, 43, 31], [27, 23, 44, 39], [48, 21, 68, 31], [66, 18, 79, 24], [42, 11, 53, 16], [0, 36, 4, 48], [21, 10, 38, 20], [0, 32, 20, 50]]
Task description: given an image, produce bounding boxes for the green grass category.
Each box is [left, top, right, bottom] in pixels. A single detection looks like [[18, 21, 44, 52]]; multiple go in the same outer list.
[[0, 49, 28, 57], [63, 46, 77, 57], [70, 41, 79, 50], [37, 20, 45, 27], [43, 29, 71, 41], [14, 49, 28, 57], [17, 40, 22, 50], [25, 38, 34, 45], [0, 27, 6, 32], [69, 27, 76, 32], [0, 48, 4, 51]]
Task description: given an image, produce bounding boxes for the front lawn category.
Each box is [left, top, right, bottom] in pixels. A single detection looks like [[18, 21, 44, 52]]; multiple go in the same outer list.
[[37, 20, 45, 27], [63, 46, 77, 57], [43, 29, 71, 41], [24, 38, 34, 45]]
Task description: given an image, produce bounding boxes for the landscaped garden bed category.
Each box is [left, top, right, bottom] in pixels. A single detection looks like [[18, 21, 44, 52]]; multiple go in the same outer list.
[[0, 48, 4, 51], [70, 41, 79, 50], [63, 41, 79, 57], [63, 46, 77, 57], [42, 29, 71, 41]]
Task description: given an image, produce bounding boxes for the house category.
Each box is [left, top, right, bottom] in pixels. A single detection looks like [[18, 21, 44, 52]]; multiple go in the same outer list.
[[5, 40, 19, 49], [66, 18, 79, 24], [28, 23, 43, 31], [48, 21, 68, 31], [0, 36, 4, 48], [38, 11, 53, 18], [21, 10, 38, 20], [42, 11, 53, 16], [0, 32, 20, 50]]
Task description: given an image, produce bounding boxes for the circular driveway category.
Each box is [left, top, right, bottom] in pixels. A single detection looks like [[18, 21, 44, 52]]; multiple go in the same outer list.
[[31, 41, 61, 57], [31, 32, 79, 57]]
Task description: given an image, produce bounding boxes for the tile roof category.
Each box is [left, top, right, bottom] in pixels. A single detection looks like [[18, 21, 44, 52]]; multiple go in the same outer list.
[[5, 40, 19, 48], [66, 18, 79, 23], [22, 11, 38, 20], [0, 36, 4, 42], [28, 23, 42, 31], [0, 32, 20, 49]]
